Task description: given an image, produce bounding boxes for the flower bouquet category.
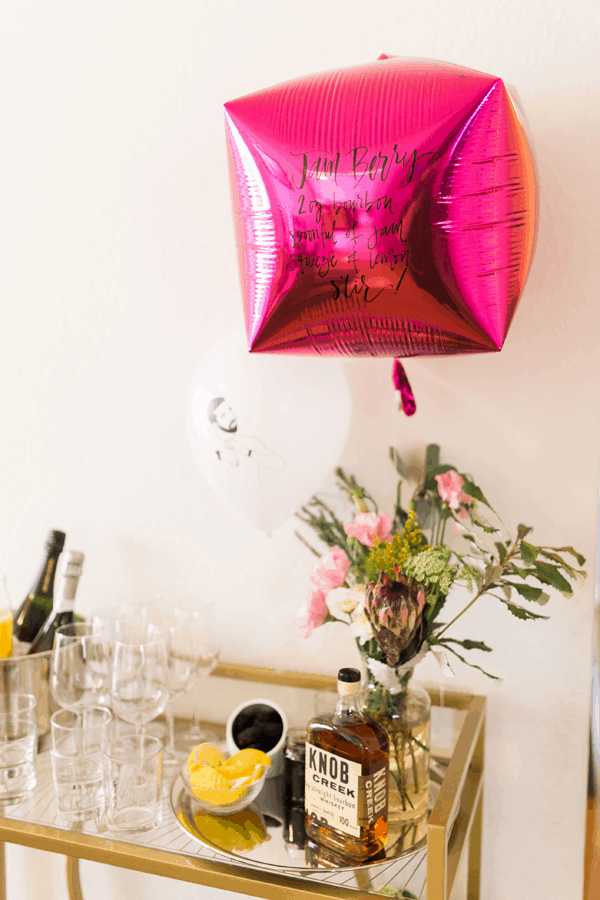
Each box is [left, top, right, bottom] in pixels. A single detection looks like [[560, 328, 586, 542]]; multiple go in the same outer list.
[[294, 445, 586, 825]]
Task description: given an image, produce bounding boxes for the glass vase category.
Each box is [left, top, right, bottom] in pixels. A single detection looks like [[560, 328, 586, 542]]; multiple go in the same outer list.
[[360, 655, 431, 825]]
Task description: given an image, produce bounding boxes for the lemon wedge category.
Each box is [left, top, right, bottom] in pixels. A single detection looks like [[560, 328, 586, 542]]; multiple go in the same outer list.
[[187, 742, 226, 773], [189, 765, 249, 804], [189, 765, 230, 792], [221, 748, 271, 780]]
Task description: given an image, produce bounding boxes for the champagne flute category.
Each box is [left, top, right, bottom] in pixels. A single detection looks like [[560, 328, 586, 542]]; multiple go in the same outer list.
[[164, 623, 199, 759], [110, 625, 169, 738], [185, 635, 219, 746], [51, 623, 111, 711]]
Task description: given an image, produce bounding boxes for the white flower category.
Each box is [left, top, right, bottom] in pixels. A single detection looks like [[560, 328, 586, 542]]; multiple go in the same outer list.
[[327, 586, 365, 620], [365, 658, 405, 694], [431, 649, 456, 678], [349, 613, 373, 645], [366, 643, 431, 692]]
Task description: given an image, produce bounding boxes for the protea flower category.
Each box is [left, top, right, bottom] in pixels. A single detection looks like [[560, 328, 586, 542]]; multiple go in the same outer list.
[[364, 571, 427, 667]]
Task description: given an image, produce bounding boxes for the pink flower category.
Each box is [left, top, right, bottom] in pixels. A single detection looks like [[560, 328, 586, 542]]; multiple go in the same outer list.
[[295, 586, 329, 638], [309, 547, 351, 591], [343, 513, 393, 547], [435, 471, 473, 512]]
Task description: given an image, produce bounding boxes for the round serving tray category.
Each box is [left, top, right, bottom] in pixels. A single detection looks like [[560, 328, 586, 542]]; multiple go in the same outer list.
[[169, 771, 435, 875]]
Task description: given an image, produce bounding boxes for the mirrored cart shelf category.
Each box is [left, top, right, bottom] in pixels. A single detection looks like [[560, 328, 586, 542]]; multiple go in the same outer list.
[[0, 662, 485, 900]]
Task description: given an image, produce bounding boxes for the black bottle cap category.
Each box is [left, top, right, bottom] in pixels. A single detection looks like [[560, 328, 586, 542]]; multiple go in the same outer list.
[[46, 530, 66, 552], [337, 667, 361, 683]]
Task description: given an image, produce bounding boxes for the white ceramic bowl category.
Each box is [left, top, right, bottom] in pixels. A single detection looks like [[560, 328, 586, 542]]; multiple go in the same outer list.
[[225, 698, 287, 779]]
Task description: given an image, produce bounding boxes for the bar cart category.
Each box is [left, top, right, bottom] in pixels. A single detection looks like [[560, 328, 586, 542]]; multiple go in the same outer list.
[[0, 661, 485, 900]]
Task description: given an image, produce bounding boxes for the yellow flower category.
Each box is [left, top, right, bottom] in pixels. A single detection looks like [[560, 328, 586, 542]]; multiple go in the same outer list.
[[365, 509, 425, 581]]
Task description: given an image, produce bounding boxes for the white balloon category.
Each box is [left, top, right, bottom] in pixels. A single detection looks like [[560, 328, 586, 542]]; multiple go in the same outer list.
[[186, 331, 352, 531]]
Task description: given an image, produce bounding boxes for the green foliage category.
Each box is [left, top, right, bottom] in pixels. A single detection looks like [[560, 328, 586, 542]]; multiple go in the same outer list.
[[520, 541, 538, 565], [389, 446, 409, 480], [532, 561, 574, 596], [403, 547, 458, 601], [335, 467, 378, 514], [499, 597, 549, 621], [431, 638, 502, 680], [295, 445, 586, 682], [504, 582, 549, 605], [461, 479, 494, 511], [551, 545, 586, 567]]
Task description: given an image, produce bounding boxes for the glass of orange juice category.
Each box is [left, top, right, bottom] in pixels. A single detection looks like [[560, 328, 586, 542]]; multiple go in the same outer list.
[[0, 610, 12, 658]]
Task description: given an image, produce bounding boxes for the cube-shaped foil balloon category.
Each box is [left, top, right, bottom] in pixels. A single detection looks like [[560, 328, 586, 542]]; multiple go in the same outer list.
[[224, 56, 536, 358]]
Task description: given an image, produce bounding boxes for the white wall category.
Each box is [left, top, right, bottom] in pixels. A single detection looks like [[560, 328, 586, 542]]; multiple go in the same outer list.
[[1, 2, 599, 898]]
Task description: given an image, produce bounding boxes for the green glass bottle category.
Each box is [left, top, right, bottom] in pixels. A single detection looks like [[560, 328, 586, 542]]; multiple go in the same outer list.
[[28, 550, 84, 654], [13, 530, 66, 647]]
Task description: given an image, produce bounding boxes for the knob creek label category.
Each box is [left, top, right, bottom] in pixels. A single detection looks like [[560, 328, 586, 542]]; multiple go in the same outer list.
[[305, 743, 386, 838]]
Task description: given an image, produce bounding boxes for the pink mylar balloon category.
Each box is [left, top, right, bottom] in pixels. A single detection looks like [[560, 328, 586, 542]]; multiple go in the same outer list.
[[224, 56, 536, 359]]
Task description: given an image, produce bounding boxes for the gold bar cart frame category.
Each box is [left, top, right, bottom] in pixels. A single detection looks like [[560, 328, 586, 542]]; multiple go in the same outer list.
[[0, 662, 485, 900]]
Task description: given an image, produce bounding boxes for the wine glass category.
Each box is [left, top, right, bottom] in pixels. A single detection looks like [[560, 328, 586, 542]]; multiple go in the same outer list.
[[118, 594, 162, 631], [163, 623, 201, 760], [184, 635, 220, 746], [110, 625, 169, 737], [90, 609, 135, 646], [51, 623, 111, 711]]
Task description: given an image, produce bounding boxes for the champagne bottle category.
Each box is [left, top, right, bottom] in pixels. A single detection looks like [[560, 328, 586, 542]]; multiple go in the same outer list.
[[28, 550, 84, 654], [13, 530, 66, 646]]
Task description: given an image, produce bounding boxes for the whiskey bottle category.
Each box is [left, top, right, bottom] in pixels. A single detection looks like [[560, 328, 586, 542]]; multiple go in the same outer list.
[[305, 667, 389, 861]]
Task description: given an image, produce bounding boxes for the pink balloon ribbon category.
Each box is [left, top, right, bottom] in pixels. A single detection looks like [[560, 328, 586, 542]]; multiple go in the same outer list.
[[392, 359, 416, 416]]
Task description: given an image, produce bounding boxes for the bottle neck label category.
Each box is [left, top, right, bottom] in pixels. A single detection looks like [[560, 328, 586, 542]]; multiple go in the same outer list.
[[31, 554, 59, 599], [53, 576, 79, 612], [41, 558, 55, 594]]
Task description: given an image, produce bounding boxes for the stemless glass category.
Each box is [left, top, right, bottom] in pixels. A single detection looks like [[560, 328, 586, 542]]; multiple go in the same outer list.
[[0, 694, 37, 804], [105, 734, 163, 834], [51, 624, 111, 711], [110, 626, 169, 737], [50, 706, 112, 825]]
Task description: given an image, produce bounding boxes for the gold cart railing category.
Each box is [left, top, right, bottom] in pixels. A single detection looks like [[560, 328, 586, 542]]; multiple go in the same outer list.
[[0, 662, 485, 900]]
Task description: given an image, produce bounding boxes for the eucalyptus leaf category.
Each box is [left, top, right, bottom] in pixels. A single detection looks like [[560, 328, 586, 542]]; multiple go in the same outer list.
[[438, 637, 493, 652], [500, 598, 549, 621], [440, 642, 502, 679], [533, 561, 574, 596], [520, 541, 538, 566], [517, 524, 533, 540], [472, 514, 500, 534], [536, 549, 583, 578], [388, 446, 409, 480], [549, 545, 586, 567], [504, 582, 550, 605], [462, 479, 493, 510], [495, 542, 507, 563]]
